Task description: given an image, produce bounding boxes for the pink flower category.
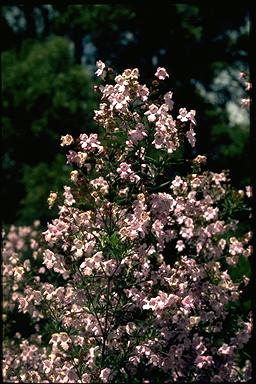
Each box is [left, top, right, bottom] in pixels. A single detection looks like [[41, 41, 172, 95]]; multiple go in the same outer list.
[[117, 162, 140, 183], [218, 238, 226, 250], [177, 108, 188, 122], [152, 219, 165, 239], [203, 207, 219, 221], [63, 186, 76, 206], [218, 343, 233, 356], [246, 185, 253, 198], [180, 226, 193, 239], [172, 176, 187, 190], [163, 91, 174, 110], [99, 368, 112, 383], [181, 295, 195, 310], [144, 104, 159, 122], [90, 177, 109, 195], [187, 109, 196, 125], [176, 240, 185, 252], [195, 355, 214, 369], [186, 128, 196, 147], [42, 249, 56, 269], [212, 172, 226, 185], [137, 84, 149, 101], [128, 123, 147, 145], [155, 67, 169, 80], [80, 133, 104, 153], [229, 237, 243, 255], [82, 373, 91, 382], [95, 60, 107, 79], [129, 355, 140, 365]]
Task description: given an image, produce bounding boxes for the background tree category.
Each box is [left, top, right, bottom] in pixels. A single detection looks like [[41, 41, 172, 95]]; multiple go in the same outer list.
[[2, 35, 98, 225]]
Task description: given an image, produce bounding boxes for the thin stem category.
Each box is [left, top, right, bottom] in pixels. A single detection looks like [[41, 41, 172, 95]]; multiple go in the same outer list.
[[76, 266, 105, 337], [101, 277, 111, 363]]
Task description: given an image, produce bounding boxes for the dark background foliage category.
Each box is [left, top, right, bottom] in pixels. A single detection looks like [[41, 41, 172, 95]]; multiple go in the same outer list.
[[2, 4, 250, 226]]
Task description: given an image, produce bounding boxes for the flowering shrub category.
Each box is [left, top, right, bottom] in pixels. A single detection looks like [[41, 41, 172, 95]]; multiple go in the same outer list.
[[2, 62, 252, 383]]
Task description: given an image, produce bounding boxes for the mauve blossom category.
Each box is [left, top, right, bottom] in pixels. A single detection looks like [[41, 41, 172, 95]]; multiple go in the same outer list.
[[176, 240, 185, 252], [155, 67, 169, 80], [245, 185, 253, 198], [218, 343, 233, 356], [60, 134, 74, 147], [186, 127, 196, 147], [95, 60, 107, 79], [128, 123, 147, 145], [182, 294, 195, 310], [163, 91, 174, 110], [99, 368, 112, 383], [144, 104, 159, 122], [195, 355, 214, 369]]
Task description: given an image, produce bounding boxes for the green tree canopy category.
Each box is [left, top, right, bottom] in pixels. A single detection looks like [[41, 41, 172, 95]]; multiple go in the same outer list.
[[2, 36, 98, 225]]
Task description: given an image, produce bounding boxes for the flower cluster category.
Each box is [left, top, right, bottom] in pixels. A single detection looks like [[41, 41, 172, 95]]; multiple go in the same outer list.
[[3, 63, 252, 383]]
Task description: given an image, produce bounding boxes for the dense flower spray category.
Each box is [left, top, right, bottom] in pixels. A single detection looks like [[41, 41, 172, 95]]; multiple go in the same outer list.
[[2, 63, 252, 383]]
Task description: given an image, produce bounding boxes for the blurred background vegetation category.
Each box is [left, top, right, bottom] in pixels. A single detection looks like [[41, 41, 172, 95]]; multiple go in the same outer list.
[[2, 4, 250, 227]]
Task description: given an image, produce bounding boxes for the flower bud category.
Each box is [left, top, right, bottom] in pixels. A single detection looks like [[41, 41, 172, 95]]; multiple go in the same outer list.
[[60, 134, 74, 147], [48, 192, 58, 209]]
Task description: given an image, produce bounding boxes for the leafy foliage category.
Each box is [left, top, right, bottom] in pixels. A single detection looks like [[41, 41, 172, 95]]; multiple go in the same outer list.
[[2, 36, 98, 224]]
